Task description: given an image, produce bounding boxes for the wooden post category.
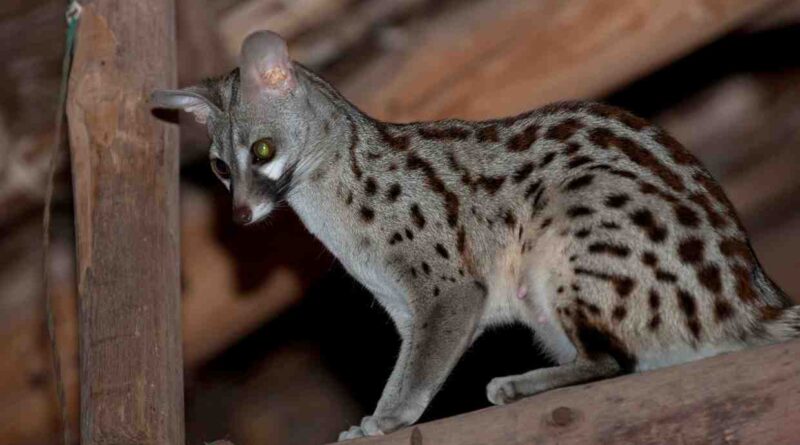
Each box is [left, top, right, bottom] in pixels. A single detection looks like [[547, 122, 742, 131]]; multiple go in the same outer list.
[[67, 1, 183, 444]]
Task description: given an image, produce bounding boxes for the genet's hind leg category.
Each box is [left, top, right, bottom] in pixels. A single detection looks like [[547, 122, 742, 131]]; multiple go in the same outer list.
[[487, 356, 620, 405]]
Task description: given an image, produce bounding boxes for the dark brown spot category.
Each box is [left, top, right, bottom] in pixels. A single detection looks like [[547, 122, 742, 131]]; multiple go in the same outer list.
[[565, 174, 594, 191], [376, 123, 409, 151], [591, 128, 685, 192], [612, 305, 627, 322], [457, 227, 466, 254], [608, 169, 638, 180], [433, 286, 440, 296], [655, 270, 677, 283], [732, 264, 758, 303], [567, 156, 594, 169], [720, 238, 752, 262], [418, 126, 471, 140], [600, 221, 620, 230], [540, 218, 553, 229], [507, 123, 540, 152], [476, 125, 500, 143], [693, 172, 741, 227], [525, 180, 543, 199], [360, 206, 375, 222], [573, 317, 637, 372], [539, 152, 557, 168], [435, 244, 450, 259], [678, 238, 705, 264], [649, 289, 661, 310], [405, 228, 414, 240], [513, 162, 535, 183], [344, 191, 353, 206], [641, 251, 658, 266], [545, 118, 583, 141], [674, 204, 700, 228], [639, 182, 678, 203], [386, 183, 402, 202], [587, 103, 649, 131], [503, 209, 517, 227], [630, 209, 667, 243], [676, 289, 701, 339], [421, 262, 431, 275], [477, 175, 506, 195], [714, 300, 734, 321], [697, 264, 722, 294], [567, 206, 594, 218], [531, 188, 548, 216], [653, 129, 699, 166], [565, 143, 582, 156], [406, 153, 460, 227], [575, 228, 591, 239], [648, 314, 661, 331], [388, 232, 403, 245], [605, 194, 630, 208], [689, 192, 727, 229], [588, 242, 630, 258], [410, 204, 426, 229], [574, 268, 635, 298], [364, 177, 378, 196]]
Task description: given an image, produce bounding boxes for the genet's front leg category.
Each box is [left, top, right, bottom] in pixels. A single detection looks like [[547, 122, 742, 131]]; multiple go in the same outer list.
[[338, 285, 484, 440]]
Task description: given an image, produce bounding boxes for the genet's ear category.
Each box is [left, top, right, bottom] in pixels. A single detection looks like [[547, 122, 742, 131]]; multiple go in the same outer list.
[[240, 30, 297, 98], [149, 87, 219, 124]]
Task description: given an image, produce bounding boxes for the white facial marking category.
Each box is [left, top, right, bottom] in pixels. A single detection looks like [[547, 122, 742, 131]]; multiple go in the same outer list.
[[259, 156, 287, 180], [236, 147, 249, 173], [251, 202, 274, 223]]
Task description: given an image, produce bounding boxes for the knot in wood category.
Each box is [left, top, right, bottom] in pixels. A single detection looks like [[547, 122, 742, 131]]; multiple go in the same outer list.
[[550, 406, 576, 426]]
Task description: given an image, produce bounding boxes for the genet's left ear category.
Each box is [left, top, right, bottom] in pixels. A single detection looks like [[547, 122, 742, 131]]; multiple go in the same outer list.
[[240, 30, 297, 99], [149, 86, 219, 124]]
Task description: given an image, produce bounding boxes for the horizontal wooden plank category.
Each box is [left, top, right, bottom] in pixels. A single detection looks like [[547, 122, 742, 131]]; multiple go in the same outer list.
[[334, 339, 800, 445], [340, 0, 785, 122]]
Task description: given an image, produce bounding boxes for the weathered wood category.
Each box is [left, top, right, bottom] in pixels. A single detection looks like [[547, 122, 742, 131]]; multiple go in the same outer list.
[[334, 339, 800, 445], [340, 0, 786, 122], [219, 0, 350, 57], [67, 1, 183, 444]]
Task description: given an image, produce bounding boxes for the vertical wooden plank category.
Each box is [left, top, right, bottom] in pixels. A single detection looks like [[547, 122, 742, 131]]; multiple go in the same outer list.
[[66, 0, 183, 444]]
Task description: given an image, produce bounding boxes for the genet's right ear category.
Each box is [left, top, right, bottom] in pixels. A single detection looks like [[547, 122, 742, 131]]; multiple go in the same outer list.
[[149, 87, 219, 124]]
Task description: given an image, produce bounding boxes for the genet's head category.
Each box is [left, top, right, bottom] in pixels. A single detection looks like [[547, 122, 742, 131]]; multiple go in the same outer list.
[[151, 31, 318, 225]]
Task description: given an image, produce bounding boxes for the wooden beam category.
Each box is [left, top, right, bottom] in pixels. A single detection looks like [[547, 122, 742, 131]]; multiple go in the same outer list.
[[340, 0, 786, 122], [333, 339, 800, 445], [67, 1, 183, 444]]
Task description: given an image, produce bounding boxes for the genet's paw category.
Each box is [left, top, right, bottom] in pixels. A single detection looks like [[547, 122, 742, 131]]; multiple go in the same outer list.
[[486, 376, 520, 406], [338, 416, 386, 441]]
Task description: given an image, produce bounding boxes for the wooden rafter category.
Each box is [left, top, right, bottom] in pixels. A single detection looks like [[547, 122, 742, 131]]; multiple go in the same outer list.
[[331, 339, 800, 445]]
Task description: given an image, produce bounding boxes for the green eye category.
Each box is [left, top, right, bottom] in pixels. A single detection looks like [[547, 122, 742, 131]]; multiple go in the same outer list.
[[251, 138, 274, 162]]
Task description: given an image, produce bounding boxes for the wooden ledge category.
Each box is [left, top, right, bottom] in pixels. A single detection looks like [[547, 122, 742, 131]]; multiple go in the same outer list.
[[332, 339, 800, 445]]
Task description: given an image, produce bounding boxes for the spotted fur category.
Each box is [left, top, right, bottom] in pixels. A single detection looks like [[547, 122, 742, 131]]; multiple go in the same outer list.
[[152, 32, 799, 441]]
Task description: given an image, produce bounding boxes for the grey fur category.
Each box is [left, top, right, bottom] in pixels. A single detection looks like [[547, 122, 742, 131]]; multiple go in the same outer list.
[[151, 30, 800, 442]]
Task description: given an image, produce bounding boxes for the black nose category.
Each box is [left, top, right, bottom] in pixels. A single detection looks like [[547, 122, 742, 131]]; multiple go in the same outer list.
[[233, 206, 252, 225]]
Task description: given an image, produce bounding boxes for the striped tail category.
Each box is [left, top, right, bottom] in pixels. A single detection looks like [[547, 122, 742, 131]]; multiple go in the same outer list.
[[764, 305, 800, 342]]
